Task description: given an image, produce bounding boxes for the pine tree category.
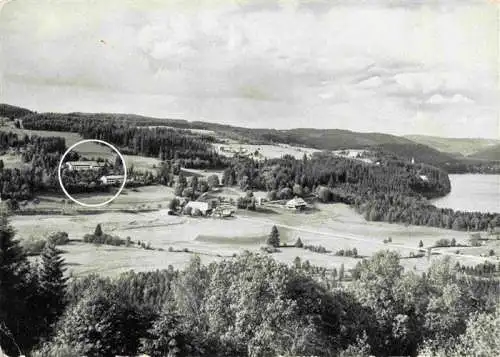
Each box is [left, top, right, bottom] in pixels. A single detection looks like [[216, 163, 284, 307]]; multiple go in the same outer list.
[[38, 243, 68, 333], [294, 237, 304, 248], [339, 263, 345, 281], [0, 216, 36, 354], [418, 240, 423, 248], [267, 225, 280, 248], [94, 223, 103, 237]]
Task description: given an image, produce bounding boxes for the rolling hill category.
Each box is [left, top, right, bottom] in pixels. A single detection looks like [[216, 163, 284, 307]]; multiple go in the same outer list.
[[405, 134, 500, 157], [468, 144, 500, 161], [375, 143, 460, 168], [2, 103, 498, 171], [0, 103, 34, 119]]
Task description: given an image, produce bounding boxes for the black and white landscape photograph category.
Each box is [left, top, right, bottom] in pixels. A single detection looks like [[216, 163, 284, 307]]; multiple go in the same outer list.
[[0, 0, 499, 356]]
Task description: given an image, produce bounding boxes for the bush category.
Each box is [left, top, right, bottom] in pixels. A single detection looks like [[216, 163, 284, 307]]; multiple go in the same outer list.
[[334, 248, 358, 257], [47, 231, 70, 246], [434, 238, 451, 247], [22, 238, 47, 256], [304, 245, 328, 253], [31, 344, 81, 357], [83, 233, 125, 246], [470, 237, 481, 247], [260, 245, 280, 254]]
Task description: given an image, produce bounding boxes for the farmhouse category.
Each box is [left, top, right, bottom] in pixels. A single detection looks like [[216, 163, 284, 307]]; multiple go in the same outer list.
[[65, 161, 104, 171], [286, 197, 307, 210], [99, 175, 124, 185], [418, 174, 429, 182], [213, 205, 236, 217], [185, 201, 212, 216]]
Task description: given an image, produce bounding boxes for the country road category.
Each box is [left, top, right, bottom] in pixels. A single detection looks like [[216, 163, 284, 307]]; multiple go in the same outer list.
[[237, 215, 497, 263]]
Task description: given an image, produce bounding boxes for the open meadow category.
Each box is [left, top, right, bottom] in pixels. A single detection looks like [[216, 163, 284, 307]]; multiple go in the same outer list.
[[13, 191, 499, 277]]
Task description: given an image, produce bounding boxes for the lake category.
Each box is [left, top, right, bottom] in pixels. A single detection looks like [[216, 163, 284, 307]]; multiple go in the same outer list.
[[432, 174, 500, 213]]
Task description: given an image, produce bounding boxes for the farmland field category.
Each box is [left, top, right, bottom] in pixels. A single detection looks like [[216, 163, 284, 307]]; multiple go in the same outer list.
[[13, 197, 498, 277], [2, 124, 498, 278]]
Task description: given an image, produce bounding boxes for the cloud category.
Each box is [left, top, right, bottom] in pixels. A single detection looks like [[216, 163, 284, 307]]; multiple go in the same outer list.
[[0, 0, 498, 138], [426, 93, 474, 105]]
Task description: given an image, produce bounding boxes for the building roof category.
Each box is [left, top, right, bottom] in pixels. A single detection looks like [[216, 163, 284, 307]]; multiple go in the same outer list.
[[101, 175, 124, 179], [185, 201, 210, 211], [286, 197, 307, 207], [66, 161, 104, 166]]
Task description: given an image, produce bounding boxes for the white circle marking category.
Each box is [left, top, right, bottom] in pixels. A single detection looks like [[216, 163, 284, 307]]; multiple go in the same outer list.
[[57, 139, 127, 208]]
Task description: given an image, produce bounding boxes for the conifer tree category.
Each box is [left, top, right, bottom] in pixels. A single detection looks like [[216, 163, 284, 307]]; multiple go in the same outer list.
[[267, 225, 280, 248], [94, 223, 103, 237], [0, 216, 35, 354], [38, 243, 68, 332], [294, 237, 304, 248]]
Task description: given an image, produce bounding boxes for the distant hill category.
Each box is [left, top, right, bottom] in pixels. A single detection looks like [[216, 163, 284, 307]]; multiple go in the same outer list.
[[375, 143, 460, 168], [405, 134, 500, 157], [468, 144, 500, 161], [0, 103, 34, 119], [4, 103, 497, 170], [4, 103, 415, 150]]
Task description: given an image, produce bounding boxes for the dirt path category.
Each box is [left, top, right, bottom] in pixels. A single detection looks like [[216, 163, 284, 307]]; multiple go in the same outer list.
[[237, 216, 495, 263]]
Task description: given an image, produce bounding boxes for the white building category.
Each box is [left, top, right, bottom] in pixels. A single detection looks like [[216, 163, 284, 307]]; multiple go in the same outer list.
[[184, 201, 212, 216], [286, 197, 307, 210], [100, 175, 124, 185], [66, 161, 104, 171], [213, 205, 236, 217]]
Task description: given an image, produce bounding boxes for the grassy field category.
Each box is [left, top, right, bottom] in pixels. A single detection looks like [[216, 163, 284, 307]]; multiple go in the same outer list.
[[2, 124, 497, 276], [12, 197, 498, 277]]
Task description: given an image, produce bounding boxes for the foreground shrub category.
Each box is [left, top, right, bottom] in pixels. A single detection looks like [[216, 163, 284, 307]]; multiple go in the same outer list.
[[47, 231, 70, 246], [418, 305, 500, 356], [21, 237, 47, 256], [49, 290, 144, 357]]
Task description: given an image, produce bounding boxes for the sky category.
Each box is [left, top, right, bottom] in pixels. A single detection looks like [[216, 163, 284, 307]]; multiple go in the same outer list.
[[0, 0, 498, 138]]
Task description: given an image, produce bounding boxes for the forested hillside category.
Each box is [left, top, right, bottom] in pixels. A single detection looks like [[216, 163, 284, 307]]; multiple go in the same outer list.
[[222, 152, 500, 231], [12, 104, 500, 172], [0, 103, 34, 119]]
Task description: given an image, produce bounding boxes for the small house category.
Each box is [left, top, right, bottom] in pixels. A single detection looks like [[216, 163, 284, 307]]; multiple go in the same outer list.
[[66, 161, 104, 171], [100, 175, 124, 185], [213, 205, 236, 218], [286, 197, 307, 210], [418, 175, 429, 182], [184, 201, 212, 216]]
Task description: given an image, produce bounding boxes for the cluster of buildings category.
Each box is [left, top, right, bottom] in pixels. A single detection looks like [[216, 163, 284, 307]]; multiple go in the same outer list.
[[172, 199, 236, 218], [64, 160, 125, 185]]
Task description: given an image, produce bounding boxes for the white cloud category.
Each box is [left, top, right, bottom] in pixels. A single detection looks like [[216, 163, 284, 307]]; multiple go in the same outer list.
[[0, 0, 498, 138]]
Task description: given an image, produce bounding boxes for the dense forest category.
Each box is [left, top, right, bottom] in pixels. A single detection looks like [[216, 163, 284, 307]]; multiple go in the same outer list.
[[0, 132, 152, 201], [6, 105, 500, 231], [11, 105, 500, 173], [0, 132, 65, 200], [21, 113, 229, 170], [221, 153, 500, 231], [0, 103, 33, 119], [0, 217, 499, 357]]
